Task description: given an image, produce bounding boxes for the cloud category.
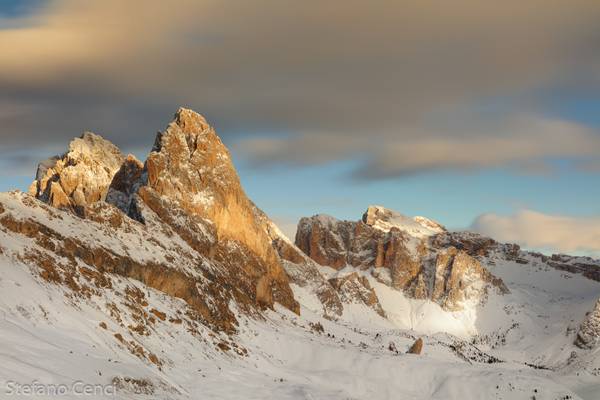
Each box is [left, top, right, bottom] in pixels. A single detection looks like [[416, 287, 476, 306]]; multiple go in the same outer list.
[[1, 1, 600, 178], [576, 158, 600, 173], [471, 210, 600, 255], [238, 114, 600, 178]]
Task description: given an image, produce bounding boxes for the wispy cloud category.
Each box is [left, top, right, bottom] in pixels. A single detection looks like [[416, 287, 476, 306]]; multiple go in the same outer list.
[[239, 114, 600, 179]]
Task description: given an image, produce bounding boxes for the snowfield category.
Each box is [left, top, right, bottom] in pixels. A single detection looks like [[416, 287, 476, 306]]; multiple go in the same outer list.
[[0, 246, 598, 399]]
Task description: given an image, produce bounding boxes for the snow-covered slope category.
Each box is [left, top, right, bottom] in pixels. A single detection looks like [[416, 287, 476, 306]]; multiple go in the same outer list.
[[0, 244, 598, 399]]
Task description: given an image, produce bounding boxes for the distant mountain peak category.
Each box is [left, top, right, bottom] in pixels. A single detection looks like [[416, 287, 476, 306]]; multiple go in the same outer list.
[[296, 209, 505, 311]]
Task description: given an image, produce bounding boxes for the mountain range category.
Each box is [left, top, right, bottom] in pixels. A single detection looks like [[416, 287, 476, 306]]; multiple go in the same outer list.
[[0, 108, 598, 399]]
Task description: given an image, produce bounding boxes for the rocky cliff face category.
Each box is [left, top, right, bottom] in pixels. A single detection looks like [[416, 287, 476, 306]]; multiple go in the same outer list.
[[29, 132, 125, 215], [138, 108, 297, 311], [296, 206, 507, 311], [328, 272, 385, 317], [431, 247, 505, 311]]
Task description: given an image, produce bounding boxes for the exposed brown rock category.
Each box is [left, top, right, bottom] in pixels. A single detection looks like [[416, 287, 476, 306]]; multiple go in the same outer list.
[[29, 132, 125, 215], [431, 231, 498, 258], [385, 230, 423, 291], [547, 254, 600, 282], [407, 338, 423, 354], [149, 308, 167, 321], [309, 321, 325, 334], [135, 187, 216, 256], [257, 213, 344, 318], [362, 206, 390, 226], [295, 216, 351, 269], [0, 202, 237, 332]]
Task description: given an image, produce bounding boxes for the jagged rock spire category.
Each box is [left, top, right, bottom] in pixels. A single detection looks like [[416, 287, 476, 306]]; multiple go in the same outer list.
[[29, 132, 124, 214]]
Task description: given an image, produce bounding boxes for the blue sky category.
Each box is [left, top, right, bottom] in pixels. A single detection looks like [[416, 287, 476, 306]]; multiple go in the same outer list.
[[236, 159, 600, 227], [0, 0, 44, 20], [1, 1, 599, 255]]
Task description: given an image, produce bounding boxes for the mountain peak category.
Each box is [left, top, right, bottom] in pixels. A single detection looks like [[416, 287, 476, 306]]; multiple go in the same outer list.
[[143, 108, 300, 313], [147, 108, 237, 208]]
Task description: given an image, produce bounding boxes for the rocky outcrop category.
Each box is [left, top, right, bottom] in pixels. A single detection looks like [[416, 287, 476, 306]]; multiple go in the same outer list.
[[105, 154, 145, 218], [434, 232, 600, 282], [431, 231, 500, 258], [295, 215, 356, 269], [432, 247, 508, 311], [575, 299, 600, 349], [257, 208, 388, 319], [407, 338, 423, 354], [328, 272, 385, 317], [295, 213, 421, 274], [29, 132, 125, 215], [280, 254, 345, 318], [296, 207, 507, 311]]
